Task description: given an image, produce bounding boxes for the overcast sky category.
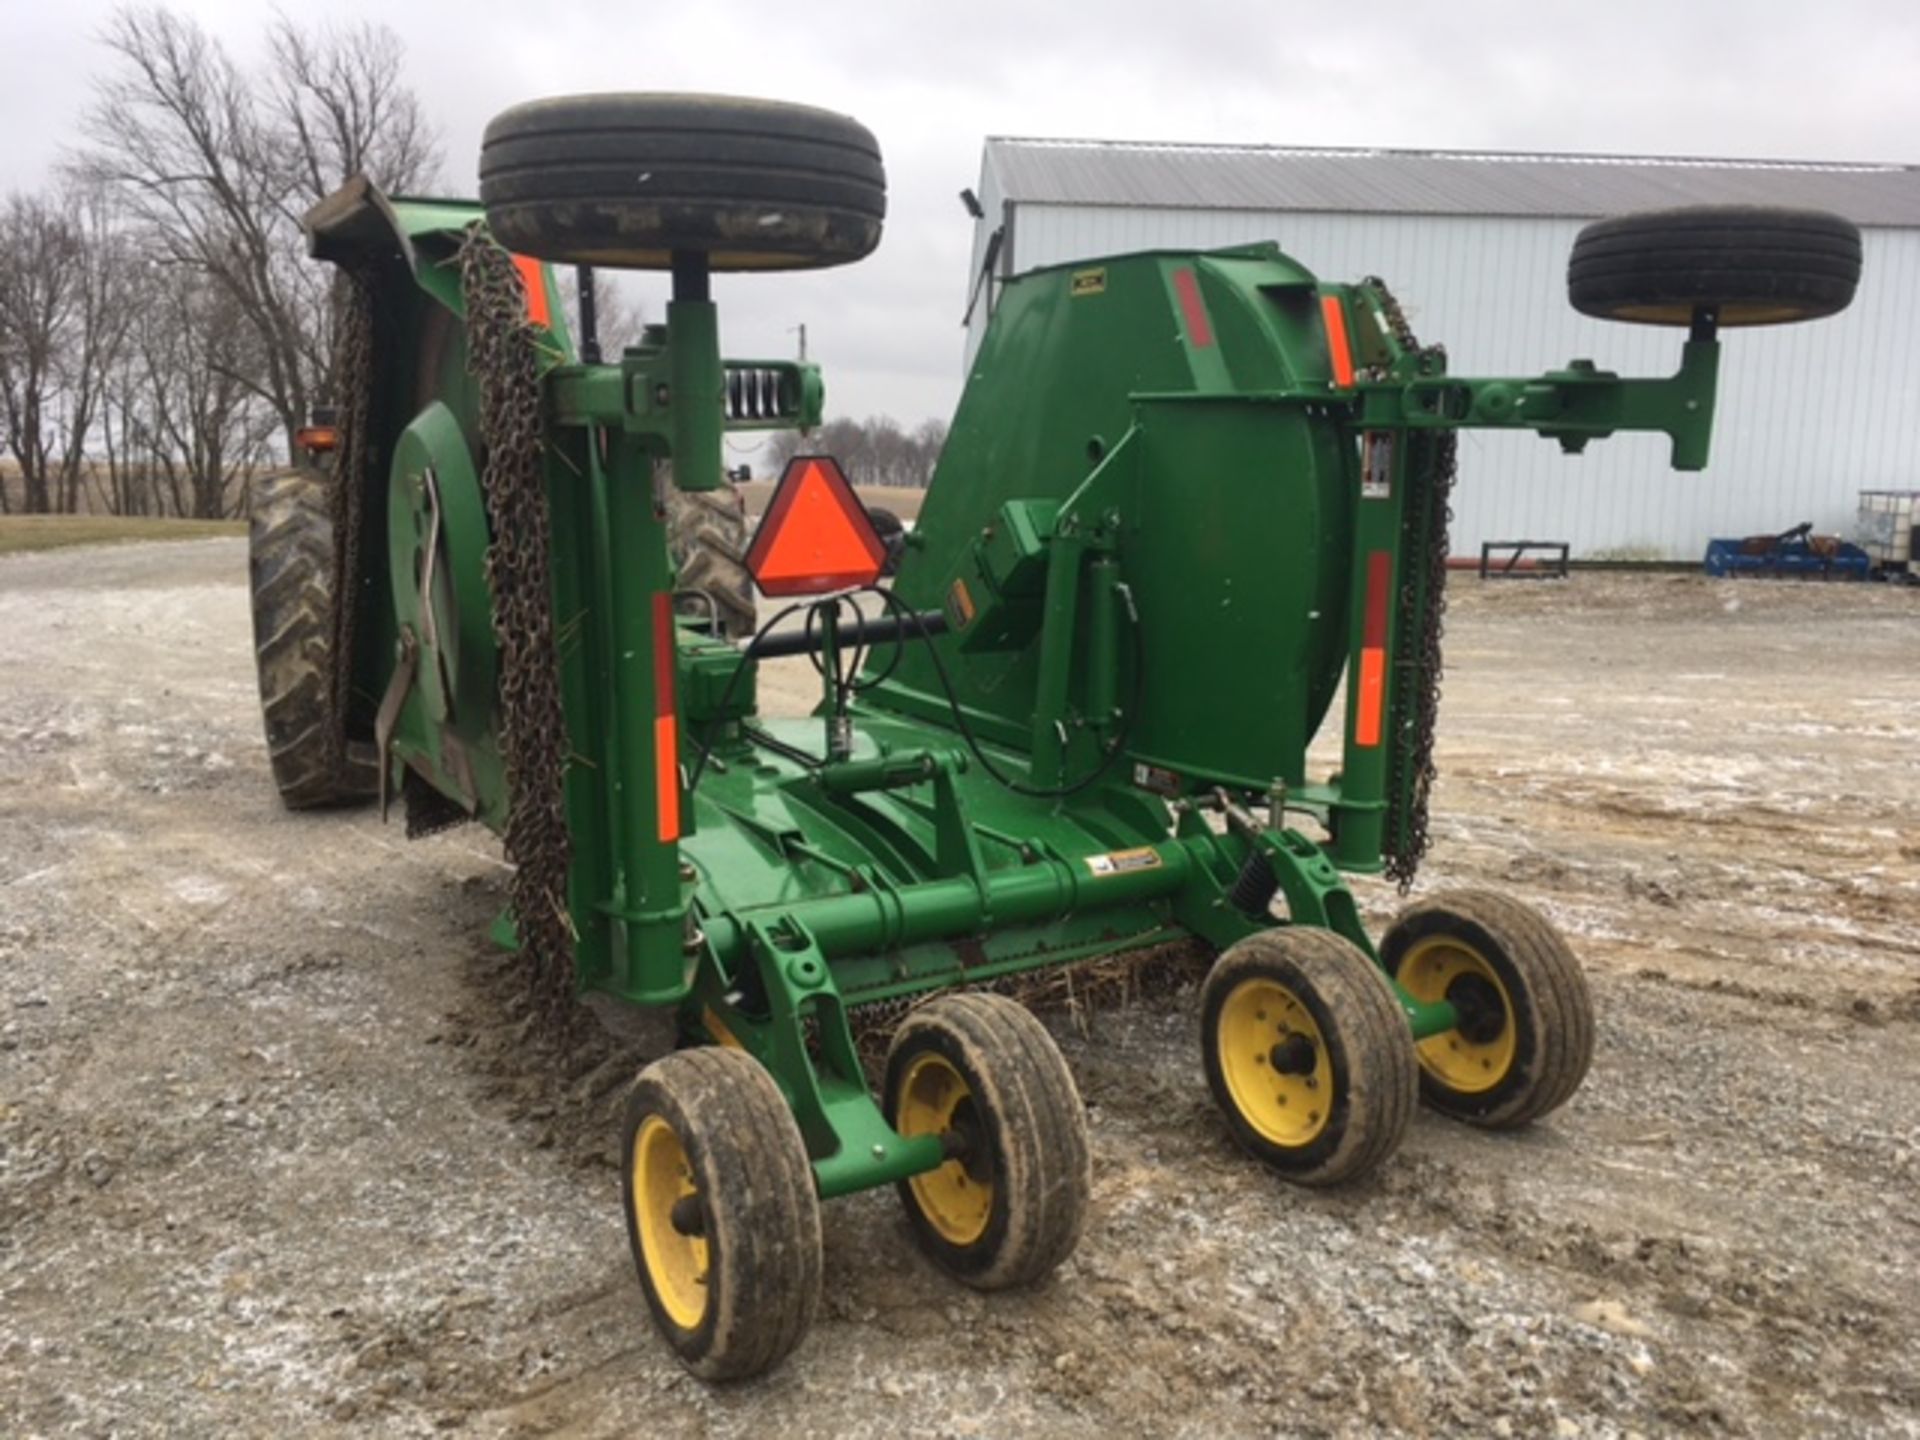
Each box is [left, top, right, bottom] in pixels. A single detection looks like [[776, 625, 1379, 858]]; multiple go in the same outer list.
[[6, 0, 1918, 434]]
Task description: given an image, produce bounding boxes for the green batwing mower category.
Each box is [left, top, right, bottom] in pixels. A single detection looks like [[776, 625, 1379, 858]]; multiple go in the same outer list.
[[249, 92, 1861, 1378]]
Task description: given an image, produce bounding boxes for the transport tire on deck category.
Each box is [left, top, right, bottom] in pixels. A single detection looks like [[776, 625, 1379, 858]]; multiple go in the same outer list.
[[1568, 206, 1861, 326], [479, 93, 886, 271]]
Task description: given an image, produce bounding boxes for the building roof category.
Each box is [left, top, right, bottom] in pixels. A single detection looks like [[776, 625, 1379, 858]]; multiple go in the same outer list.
[[984, 139, 1920, 227]]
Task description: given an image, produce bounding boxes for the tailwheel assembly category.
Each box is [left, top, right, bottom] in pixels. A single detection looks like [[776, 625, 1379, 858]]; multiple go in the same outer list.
[[621, 1047, 822, 1380], [1201, 927, 1417, 1186], [884, 994, 1091, 1290], [1381, 888, 1594, 1129]]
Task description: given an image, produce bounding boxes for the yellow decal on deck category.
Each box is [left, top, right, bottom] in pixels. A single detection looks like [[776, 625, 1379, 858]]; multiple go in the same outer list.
[[1085, 846, 1162, 877], [1070, 268, 1107, 297]]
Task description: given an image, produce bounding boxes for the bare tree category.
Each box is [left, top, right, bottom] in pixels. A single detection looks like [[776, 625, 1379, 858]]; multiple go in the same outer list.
[[53, 188, 137, 514], [76, 5, 440, 456], [764, 414, 948, 488], [113, 267, 277, 518], [559, 270, 650, 359], [0, 194, 86, 514]]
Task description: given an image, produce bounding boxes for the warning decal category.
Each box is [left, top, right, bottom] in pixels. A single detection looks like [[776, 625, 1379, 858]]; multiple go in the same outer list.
[[1085, 847, 1164, 878], [1362, 431, 1394, 501]]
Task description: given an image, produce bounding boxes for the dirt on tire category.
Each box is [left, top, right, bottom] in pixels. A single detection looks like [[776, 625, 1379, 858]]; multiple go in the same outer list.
[[246, 467, 376, 808], [666, 482, 757, 639]]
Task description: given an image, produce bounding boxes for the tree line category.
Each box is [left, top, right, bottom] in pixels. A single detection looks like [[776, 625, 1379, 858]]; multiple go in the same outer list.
[[764, 415, 949, 490], [0, 6, 436, 517], [0, 5, 950, 519]]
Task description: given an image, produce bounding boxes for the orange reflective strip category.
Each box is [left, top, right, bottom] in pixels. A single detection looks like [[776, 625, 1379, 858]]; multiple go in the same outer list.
[[651, 593, 680, 842], [1354, 549, 1390, 747], [654, 713, 680, 841], [512, 254, 551, 329], [1354, 648, 1386, 747], [1321, 294, 1355, 387]]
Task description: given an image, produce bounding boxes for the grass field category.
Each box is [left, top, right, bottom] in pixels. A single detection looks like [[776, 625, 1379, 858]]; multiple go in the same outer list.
[[0, 516, 245, 556]]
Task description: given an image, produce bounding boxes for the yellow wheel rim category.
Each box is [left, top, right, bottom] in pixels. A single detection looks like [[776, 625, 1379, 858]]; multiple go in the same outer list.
[[1216, 978, 1333, 1148], [895, 1052, 992, 1246], [632, 1115, 709, 1330], [1395, 936, 1517, 1094]]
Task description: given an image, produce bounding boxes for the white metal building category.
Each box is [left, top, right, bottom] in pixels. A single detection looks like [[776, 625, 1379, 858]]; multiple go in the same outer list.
[[962, 142, 1920, 560]]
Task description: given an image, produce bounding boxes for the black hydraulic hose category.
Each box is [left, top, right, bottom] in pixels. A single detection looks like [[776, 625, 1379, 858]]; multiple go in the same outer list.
[[685, 599, 814, 793]]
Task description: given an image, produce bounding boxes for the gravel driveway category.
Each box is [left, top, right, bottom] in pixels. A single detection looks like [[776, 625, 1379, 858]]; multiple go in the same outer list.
[[2, 539, 1916, 1437]]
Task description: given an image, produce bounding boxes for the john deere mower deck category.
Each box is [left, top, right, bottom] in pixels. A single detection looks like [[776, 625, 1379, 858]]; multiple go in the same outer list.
[[257, 93, 1861, 1379]]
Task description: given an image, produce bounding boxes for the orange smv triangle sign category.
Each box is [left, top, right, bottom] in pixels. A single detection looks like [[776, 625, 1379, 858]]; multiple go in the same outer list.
[[743, 454, 888, 597]]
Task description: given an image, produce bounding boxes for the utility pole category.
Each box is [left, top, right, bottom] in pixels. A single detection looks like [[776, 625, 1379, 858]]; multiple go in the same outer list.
[[789, 323, 808, 362]]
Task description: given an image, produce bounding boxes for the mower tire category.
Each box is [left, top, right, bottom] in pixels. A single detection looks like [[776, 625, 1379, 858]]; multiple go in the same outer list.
[[1568, 205, 1861, 326], [621, 1046, 822, 1381], [479, 93, 885, 272], [885, 993, 1090, 1291], [1201, 927, 1416, 1186], [247, 465, 377, 809], [1381, 888, 1594, 1129], [666, 480, 757, 639]]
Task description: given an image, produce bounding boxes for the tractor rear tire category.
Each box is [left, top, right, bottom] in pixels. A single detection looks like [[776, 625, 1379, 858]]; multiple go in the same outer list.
[[866, 505, 906, 577], [1568, 205, 1861, 327], [478, 93, 885, 272], [1381, 888, 1594, 1129], [885, 993, 1091, 1291], [666, 481, 758, 639], [247, 466, 377, 810], [621, 1047, 823, 1381], [1201, 927, 1417, 1186]]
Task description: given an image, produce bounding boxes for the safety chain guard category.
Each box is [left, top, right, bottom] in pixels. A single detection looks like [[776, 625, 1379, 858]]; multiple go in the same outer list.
[[457, 226, 577, 1018], [1362, 278, 1457, 891], [328, 270, 374, 786]]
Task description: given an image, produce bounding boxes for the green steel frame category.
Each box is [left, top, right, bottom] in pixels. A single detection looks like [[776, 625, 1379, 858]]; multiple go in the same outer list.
[[312, 189, 1721, 1205]]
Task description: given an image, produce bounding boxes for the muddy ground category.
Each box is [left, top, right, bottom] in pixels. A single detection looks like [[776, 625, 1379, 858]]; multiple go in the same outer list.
[[1, 539, 1916, 1438]]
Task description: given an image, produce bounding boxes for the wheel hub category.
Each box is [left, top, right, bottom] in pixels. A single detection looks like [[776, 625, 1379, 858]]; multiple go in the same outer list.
[[1216, 977, 1332, 1148], [1269, 1031, 1319, 1075], [1394, 935, 1519, 1096], [1446, 972, 1507, 1045]]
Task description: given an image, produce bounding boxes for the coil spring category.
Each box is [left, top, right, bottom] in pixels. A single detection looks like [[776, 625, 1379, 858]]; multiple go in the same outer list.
[[725, 366, 797, 422], [1226, 850, 1281, 917]]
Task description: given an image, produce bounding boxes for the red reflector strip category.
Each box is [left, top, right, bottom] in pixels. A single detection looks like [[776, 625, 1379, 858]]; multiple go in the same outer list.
[[1172, 267, 1215, 348], [1354, 550, 1391, 748], [1321, 294, 1355, 387], [512, 254, 551, 329], [1362, 550, 1391, 648], [651, 593, 680, 842]]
